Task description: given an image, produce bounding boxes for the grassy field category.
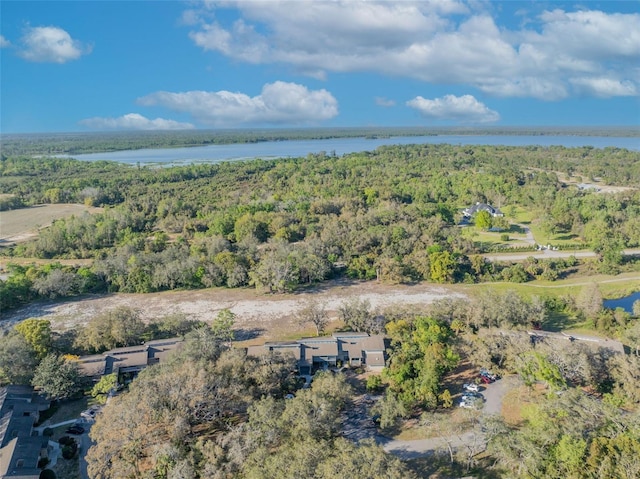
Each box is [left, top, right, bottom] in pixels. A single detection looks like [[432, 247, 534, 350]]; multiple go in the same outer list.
[[505, 204, 586, 248], [461, 225, 530, 248], [0, 203, 102, 242], [501, 384, 547, 426], [528, 223, 585, 248], [462, 271, 640, 301]]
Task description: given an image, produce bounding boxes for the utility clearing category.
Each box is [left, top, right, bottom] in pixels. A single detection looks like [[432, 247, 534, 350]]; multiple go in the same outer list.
[[1, 279, 466, 341]]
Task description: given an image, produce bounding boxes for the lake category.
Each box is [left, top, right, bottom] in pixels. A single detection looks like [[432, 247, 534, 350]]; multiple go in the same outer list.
[[604, 291, 640, 313], [63, 134, 640, 166]]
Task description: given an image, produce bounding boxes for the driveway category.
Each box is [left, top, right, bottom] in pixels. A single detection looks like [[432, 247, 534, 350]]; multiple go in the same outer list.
[[483, 375, 518, 415], [517, 223, 536, 246], [378, 375, 519, 459], [39, 417, 92, 479], [78, 423, 93, 479]]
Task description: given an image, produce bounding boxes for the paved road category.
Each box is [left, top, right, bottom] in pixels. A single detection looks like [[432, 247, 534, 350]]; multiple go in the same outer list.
[[37, 417, 92, 479], [484, 248, 640, 262]]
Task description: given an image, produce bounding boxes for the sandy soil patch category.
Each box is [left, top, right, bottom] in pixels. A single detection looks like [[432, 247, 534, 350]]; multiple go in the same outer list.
[[1, 279, 466, 341], [0, 203, 102, 244]]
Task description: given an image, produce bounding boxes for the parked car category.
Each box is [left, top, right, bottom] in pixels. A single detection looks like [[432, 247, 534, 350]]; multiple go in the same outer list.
[[65, 425, 85, 435], [462, 392, 484, 401], [480, 375, 493, 384], [459, 397, 483, 409], [480, 369, 500, 381], [463, 383, 480, 392]]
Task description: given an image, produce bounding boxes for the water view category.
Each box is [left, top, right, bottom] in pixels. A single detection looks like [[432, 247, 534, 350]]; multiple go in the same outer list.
[[604, 291, 640, 313], [63, 134, 640, 166]]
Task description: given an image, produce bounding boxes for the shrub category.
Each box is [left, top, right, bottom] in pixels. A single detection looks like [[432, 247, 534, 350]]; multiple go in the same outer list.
[[39, 470, 57, 479], [58, 436, 74, 446], [42, 427, 54, 437], [61, 442, 78, 459], [438, 389, 453, 408], [366, 374, 384, 393], [500, 234, 510, 241]]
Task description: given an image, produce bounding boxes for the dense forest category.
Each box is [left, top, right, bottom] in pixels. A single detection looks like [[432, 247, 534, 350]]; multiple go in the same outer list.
[[2, 143, 640, 311], [2, 126, 638, 156]]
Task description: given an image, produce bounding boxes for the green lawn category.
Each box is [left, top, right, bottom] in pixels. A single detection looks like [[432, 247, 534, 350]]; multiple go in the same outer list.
[[45, 397, 90, 425], [504, 204, 586, 247], [507, 205, 535, 224], [464, 273, 640, 301], [543, 311, 591, 332], [528, 222, 585, 248], [459, 272, 640, 335], [461, 226, 530, 249]]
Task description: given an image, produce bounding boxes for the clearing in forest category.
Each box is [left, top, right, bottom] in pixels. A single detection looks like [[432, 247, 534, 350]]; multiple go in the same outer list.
[[0, 203, 102, 244]]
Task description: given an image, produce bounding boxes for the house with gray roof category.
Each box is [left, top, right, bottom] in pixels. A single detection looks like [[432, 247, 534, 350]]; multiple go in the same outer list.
[[462, 202, 504, 218], [0, 386, 50, 479], [247, 332, 387, 374], [76, 337, 183, 381]]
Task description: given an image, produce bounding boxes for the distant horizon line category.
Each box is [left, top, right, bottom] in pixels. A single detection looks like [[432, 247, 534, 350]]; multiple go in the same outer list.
[[3, 125, 639, 138]]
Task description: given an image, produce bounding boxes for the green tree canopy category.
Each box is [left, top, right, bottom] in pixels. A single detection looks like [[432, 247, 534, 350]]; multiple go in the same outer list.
[[14, 318, 52, 358], [474, 210, 493, 230], [32, 354, 84, 400], [0, 332, 39, 385]]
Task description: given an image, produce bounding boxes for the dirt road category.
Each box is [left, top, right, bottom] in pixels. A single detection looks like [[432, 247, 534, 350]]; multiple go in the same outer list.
[[1, 279, 466, 339]]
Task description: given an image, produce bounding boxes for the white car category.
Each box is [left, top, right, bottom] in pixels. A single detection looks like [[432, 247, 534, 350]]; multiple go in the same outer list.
[[463, 383, 480, 392], [459, 397, 483, 409]]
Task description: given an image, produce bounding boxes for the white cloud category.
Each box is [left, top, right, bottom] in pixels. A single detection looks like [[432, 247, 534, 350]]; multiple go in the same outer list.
[[0, 35, 10, 48], [137, 81, 338, 126], [570, 77, 637, 98], [19, 26, 90, 63], [407, 94, 500, 123], [79, 113, 194, 131], [375, 97, 396, 107], [186, 2, 639, 100]]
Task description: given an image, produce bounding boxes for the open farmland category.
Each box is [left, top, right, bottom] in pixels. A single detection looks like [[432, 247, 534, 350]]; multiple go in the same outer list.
[[0, 203, 102, 244]]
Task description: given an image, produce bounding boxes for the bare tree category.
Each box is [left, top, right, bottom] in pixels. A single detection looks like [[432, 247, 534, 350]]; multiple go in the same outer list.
[[338, 298, 384, 334], [296, 300, 329, 336]]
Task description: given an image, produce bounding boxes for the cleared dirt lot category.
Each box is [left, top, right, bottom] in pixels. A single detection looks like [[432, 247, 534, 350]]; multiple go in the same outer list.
[[0, 203, 102, 244], [1, 279, 466, 340]]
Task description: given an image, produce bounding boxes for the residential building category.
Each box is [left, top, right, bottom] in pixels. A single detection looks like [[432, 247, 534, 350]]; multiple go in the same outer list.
[[76, 337, 183, 381], [0, 386, 50, 479], [462, 202, 504, 218], [247, 332, 387, 374]]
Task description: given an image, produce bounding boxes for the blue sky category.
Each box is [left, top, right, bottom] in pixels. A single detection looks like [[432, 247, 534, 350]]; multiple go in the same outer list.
[[1, 1, 639, 133]]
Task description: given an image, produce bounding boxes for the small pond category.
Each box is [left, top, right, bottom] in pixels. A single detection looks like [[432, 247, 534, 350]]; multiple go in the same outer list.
[[604, 291, 640, 313]]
